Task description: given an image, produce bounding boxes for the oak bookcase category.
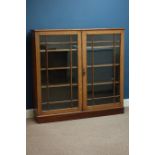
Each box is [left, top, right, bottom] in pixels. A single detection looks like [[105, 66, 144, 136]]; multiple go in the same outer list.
[[33, 28, 124, 123]]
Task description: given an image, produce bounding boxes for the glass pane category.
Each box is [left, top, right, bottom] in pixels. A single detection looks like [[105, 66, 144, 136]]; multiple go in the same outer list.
[[87, 66, 120, 83], [87, 49, 120, 65], [41, 52, 77, 68], [87, 84, 120, 99], [88, 97, 120, 106], [87, 34, 120, 106], [40, 34, 79, 111], [42, 86, 78, 111], [42, 101, 78, 111], [41, 68, 78, 85], [42, 86, 78, 102]]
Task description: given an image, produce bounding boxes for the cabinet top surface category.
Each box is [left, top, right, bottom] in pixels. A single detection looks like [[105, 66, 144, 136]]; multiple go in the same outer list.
[[33, 28, 125, 32]]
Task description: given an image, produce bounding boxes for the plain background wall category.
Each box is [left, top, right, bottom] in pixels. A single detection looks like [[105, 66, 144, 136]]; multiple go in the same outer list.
[[26, 0, 129, 109]]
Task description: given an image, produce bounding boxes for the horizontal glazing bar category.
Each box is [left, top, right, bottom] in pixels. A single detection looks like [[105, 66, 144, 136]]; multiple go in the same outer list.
[[87, 40, 120, 43], [40, 41, 77, 45], [87, 81, 119, 86], [42, 99, 78, 105], [41, 66, 78, 71], [87, 45, 120, 50], [87, 64, 119, 68], [88, 95, 120, 100], [40, 49, 77, 52], [41, 83, 78, 88]]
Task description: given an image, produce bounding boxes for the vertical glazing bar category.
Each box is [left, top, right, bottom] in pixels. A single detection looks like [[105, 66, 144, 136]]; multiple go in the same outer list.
[[91, 35, 95, 102], [82, 32, 87, 110], [45, 36, 49, 108], [70, 35, 73, 107], [113, 34, 116, 103]]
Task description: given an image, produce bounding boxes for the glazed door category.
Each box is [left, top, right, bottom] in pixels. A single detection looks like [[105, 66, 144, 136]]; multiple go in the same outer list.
[[35, 31, 82, 115], [82, 30, 124, 111]]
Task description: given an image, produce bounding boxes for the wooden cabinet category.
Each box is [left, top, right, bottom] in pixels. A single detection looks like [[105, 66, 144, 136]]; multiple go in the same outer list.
[[33, 28, 124, 123]]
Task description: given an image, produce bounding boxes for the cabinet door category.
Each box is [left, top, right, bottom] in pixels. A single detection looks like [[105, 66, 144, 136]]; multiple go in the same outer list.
[[82, 30, 124, 111], [34, 31, 82, 115]]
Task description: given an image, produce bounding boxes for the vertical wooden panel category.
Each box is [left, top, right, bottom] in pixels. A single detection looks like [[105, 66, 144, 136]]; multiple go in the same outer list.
[[82, 32, 88, 110], [34, 32, 42, 114], [77, 32, 83, 110], [120, 31, 124, 107]]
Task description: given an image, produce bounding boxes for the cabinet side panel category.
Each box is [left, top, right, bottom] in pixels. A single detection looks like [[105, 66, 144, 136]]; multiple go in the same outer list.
[[32, 32, 37, 114], [120, 30, 124, 107], [34, 32, 42, 115]]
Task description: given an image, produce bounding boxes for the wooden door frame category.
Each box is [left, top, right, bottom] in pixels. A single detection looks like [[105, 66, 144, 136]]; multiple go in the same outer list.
[[81, 30, 124, 111], [34, 31, 83, 115]]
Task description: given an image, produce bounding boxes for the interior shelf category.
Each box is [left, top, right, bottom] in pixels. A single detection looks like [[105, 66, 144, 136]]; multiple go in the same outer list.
[[87, 64, 119, 68], [86, 45, 120, 50], [87, 40, 120, 43], [40, 48, 77, 52], [41, 83, 78, 88], [40, 40, 120, 45], [87, 81, 119, 86], [41, 64, 119, 71], [41, 66, 78, 71], [40, 41, 77, 45], [87, 95, 120, 100], [40, 45, 120, 53], [42, 99, 78, 105], [41, 81, 119, 89]]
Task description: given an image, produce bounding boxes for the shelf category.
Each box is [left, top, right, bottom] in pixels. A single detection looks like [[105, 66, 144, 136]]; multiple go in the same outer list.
[[87, 64, 119, 68], [40, 41, 77, 45], [40, 45, 119, 52], [41, 81, 119, 88], [41, 64, 119, 71], [41, 83, 78, 88], [87, 40, 120, 43], [41, 66, 78, 71], [88, 95, 120, 100], [87, 45, 120, 50], [40, 48, 77, 52], [87, 81, 119, 86], [42, 99, 78, 105]]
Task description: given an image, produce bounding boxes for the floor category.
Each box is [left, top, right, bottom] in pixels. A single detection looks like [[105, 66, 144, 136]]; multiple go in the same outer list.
[[27, 108, 129, 155]]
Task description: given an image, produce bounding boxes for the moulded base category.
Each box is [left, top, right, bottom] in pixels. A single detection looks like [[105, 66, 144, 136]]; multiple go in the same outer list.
[[35, 107, 124, 123]]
